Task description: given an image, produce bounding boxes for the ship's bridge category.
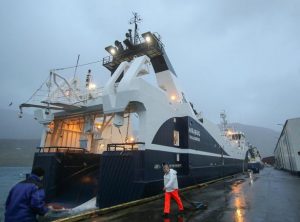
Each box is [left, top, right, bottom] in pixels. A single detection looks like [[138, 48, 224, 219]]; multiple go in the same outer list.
[[225, 129, 246, 149], [102, 30, 176, 76]]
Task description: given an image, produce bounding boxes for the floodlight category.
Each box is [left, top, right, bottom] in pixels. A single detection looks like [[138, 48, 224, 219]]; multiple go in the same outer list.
[[105, 45, 117, 56], [142, 32, 155, 44], [145, 36, 151, 43]]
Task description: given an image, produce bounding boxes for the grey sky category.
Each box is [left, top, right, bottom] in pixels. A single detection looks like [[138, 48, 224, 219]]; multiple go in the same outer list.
[[0, 0, 299, 131]]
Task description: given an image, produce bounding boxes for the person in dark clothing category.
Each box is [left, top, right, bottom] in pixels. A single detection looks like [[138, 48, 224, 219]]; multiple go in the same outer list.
[[5, 167, 50, 222]]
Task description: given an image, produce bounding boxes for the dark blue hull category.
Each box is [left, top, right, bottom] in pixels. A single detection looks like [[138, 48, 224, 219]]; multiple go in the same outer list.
[[32, 152, 101, 208], [32, 148, 246, 208], [96, 149, 246, 208]]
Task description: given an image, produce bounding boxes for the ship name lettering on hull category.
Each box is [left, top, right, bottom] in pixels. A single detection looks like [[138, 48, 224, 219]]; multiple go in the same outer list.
[[189, 127, 201, 142]]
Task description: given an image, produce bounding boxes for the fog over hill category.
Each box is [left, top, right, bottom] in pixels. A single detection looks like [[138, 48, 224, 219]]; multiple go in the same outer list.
[[0, 109, 41, 139], [0, 139, 38, 166], [229, 123, 280, 158], [0, 109, 41, 166]]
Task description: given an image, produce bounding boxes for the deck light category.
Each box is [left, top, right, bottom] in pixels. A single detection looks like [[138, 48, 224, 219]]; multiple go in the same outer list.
[[105, 45, 117, 56], [88, 83, 96, 90], [145, 36, 151, 43], [142, 32, 155, 44], [227, 130, 233, 135], [171, 95, 176, 101], [64, 90, 70, 97], [110, 48, 116, 55]]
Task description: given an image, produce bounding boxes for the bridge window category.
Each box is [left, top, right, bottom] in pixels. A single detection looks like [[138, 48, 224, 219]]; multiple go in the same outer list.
[[173, 130, 180, 146]]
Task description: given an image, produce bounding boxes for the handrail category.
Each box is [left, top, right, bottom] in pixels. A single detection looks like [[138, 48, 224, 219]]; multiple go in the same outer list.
[[107, 142, 145, 151], [36, 146, 88, 153]]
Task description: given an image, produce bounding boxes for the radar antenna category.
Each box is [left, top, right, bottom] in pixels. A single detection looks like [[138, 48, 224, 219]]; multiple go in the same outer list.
[[129, 12, 142, 45]]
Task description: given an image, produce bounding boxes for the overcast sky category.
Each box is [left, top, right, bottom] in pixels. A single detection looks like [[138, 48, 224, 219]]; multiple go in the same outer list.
[[0, 0, 299, 131]]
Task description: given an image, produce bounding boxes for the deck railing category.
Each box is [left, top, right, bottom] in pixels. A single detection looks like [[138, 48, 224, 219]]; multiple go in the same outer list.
[[36, 146, 88, 153], [107, 142, 145, 151]]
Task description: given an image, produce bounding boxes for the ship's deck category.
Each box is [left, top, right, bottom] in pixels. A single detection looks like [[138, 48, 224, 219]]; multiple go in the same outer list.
[[78, 167, 300, 222]]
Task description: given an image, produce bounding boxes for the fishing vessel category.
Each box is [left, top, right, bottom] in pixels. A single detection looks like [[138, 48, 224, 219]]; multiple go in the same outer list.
[[19, 14, 249, 210], [247, 146, 263, 173]]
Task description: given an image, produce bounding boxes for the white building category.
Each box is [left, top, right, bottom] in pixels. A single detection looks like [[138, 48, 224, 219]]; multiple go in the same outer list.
[[274, 118, 300, 175]]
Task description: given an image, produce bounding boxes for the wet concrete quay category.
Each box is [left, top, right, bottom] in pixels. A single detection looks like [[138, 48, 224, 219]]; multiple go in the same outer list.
[[82, 167, 300, 222]]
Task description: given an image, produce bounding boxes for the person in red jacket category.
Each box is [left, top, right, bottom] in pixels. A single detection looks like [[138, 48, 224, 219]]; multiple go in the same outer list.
[[162, 163, 184, 218]]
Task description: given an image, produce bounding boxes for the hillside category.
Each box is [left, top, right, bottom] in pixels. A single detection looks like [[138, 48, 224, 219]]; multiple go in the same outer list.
[[229, 123, 280, 158], [0, 109, 42, 139], [0, 109, 41, 166], [0, 139, 39, 166]]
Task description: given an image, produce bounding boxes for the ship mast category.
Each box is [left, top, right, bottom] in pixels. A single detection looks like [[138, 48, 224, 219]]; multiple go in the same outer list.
[[220, 110, 228, 133], [129, 12, 142, 45]]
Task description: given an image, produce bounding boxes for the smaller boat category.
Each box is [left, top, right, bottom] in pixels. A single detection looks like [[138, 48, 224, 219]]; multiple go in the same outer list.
[[247, 146, 263, 173]]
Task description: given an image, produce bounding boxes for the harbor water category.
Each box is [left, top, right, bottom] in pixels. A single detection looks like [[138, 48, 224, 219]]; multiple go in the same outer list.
[[0, 167, 31, 222]]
